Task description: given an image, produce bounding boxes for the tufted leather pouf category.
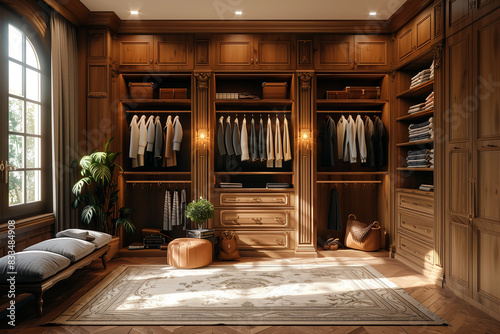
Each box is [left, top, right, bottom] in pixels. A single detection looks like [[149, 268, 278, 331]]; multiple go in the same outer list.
[[167, 238, 212, 269]]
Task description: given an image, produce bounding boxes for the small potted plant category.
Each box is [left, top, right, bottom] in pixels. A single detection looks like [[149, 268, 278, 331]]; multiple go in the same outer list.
[[185, 197, 214, 230]]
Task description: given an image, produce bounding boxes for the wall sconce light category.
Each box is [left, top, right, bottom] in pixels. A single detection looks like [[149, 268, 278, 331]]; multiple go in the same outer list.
[[197, 129, 209, 152], [299, 129, 312, 151]]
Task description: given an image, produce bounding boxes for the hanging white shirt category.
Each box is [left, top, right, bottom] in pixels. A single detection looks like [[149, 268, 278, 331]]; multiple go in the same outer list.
[[355, 115, 367, 163], [137, 115, 147, 167], [275, 115, 283, 168], [146, 116, 155, 152], [172, 116, 183, 151], [337, 115, 347, 160], [283, 116, 292, 161], [240, 117, 250, 161], [266, 116, 274, 168], [129, 115, 139, 168]]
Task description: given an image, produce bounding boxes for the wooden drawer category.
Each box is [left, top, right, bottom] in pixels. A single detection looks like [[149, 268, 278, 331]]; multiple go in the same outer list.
[[398, 191, 434, 215], [219, 193, 290, 206], [398, 208, 434, 242], [231, 230, 292, 250], [397, 234, 434, 266], [217, 210, 292, 228]]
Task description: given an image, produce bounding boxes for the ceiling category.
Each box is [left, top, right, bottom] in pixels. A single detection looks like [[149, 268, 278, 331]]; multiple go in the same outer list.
[[79, 0, 408, 21]]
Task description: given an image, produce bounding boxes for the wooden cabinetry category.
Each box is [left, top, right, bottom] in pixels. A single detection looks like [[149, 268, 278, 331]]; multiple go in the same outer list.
[[353, 35, 391, 70], [444, 8, 500, 318], [446, 0, 500, 37], [118, 35, 193, 71], [212, 34, 294, 70]]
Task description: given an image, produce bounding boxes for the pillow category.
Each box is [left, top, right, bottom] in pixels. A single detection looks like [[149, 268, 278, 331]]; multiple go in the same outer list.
[[56, 229, 95, 241], [56, 229, 111, 249], [0, 251, 70, 283], [24, 238, 95, 262]]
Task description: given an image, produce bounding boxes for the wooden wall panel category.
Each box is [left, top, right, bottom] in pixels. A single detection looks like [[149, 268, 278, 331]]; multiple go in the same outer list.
[[449, 221, 470, 286], [88, 29, 107, 59], [449, 150, 469, 216], [477, 149, 500, 221], [87, 65, 107, 97], [397, 28, 413, 61], [416, 13, 432, 50], [476, 229, 500, 302]]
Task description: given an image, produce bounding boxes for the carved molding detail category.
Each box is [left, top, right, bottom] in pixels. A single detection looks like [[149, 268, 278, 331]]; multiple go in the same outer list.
[[195, 40, 210, 65], [433, 43, 443, 69], [194, 72, 212, 90], [297, 40, 312, 65], [297, 72, 313, 90], [434, 2, 443, 37]]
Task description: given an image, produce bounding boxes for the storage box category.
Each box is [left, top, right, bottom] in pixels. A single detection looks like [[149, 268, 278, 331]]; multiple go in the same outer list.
[[262, 82, 288, 99], [129, 82, 154, 99], [326, 89, 349, 99], [159, 88, 188, 99], [346, 86, 380, 99]]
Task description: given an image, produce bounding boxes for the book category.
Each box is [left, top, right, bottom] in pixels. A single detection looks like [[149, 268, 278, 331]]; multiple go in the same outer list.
[[144, 244, 162, 249], [128, 242, 144, 250], [186, 228, 215, 238], [144, 235, 165, 244]]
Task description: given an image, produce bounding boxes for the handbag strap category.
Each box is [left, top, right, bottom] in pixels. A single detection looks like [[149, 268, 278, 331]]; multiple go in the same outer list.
[[348, 213, 357, 220], [373, 221, 380, 228]]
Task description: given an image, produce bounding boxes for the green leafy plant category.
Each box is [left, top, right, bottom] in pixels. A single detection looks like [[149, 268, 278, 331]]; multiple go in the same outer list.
[[71, 137, 136, 235], [185, 197, 214, 228]]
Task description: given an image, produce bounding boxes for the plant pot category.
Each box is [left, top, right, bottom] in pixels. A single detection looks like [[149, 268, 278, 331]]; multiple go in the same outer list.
[[106, 235, 120, 261]]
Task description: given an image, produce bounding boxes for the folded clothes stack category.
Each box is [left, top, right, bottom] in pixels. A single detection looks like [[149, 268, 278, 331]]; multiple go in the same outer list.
[[408, 102, 427, 114], [424, 91, 434, 110], [419, 184, 435, 191], [220, 182, 243, 188], [406, 148, 434, 168], [409, 61, 434, 89], [408, 117, 433, 142]]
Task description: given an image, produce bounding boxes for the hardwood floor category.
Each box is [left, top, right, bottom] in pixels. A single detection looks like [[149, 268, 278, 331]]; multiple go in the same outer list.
[[1, 250, 499, 333]]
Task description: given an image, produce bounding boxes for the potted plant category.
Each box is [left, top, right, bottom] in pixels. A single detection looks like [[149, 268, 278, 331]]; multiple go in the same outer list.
[[185, 197, 214, 230], [71, 137, 136, 239]]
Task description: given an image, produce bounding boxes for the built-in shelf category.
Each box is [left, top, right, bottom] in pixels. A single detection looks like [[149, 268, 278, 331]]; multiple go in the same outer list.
[[396, 109, 434, 121], [396, 188, 435, 196], [216, 110, 291, 114], [396, 139, 434, 147], [397, 80, 434, 98], [214, 171, 293, 175], [317, 171, 388, 175], [125, 180, 191, 184], [215, 188, 295, 192], [121, 99, 191, 108], [122, 171, 191, 176], [215, 99, 293, 107], [316, 110, 382, 114], [317, 180, 382, 184], [397, 167, 434, 172], [316, 99, 387, 107], [125, 110, 191, 114]]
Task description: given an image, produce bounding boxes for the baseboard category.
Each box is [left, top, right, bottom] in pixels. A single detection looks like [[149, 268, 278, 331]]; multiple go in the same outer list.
[[394, 253, 444, 287]]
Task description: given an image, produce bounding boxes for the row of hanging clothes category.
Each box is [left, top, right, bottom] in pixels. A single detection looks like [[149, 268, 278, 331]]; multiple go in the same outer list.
[[217, 114, 292, 169], [319, 114, 387, 168], [163, 188, 189, 232], [129, 114, 184, 168]]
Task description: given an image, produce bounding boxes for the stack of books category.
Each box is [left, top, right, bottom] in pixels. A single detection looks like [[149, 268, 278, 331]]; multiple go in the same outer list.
[[143, 235, 165, 249], [215, 93, 239, 99], [419, 184, 435, 192], [220, 182, 242, 188], [186, 228, 216, 243], [266, 183, 291, 189]]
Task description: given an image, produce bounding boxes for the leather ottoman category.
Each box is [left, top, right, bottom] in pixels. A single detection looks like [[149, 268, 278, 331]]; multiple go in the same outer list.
[[167, 238, 212, 269]]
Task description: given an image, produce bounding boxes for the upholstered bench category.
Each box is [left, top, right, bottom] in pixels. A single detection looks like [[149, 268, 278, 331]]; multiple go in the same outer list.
[[167, 238, 212, 269], [0, 229, 112, 315]]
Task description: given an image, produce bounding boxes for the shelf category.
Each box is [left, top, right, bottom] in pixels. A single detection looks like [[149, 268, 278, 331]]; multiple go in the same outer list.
[[121, 99, 191, 108], [397, 80, 434, 98], [316, 99, 387, 107], [396, 109, 434, 121], [317, 171, 388, 175], [316, 110, 382, 114], [216, 110, 291, 114], [125, 180, 191, 184], [214, 171, 293, 175], [397, 167, 434, 172], [122, 171, 191, 176], [125, 110, 191, 114], [315, 73, 387, 80], [397, 139, 434, 147], [317, 180, 382, 184], [396, 188, 435, 196], [215, 99, 293, 107], [215, 188, 294, 192]]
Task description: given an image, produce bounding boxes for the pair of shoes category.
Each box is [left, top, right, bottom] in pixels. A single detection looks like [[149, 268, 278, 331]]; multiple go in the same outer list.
[[323, 238, 344, 250]]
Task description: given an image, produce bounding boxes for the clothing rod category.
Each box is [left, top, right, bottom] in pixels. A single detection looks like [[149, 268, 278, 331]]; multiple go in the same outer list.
[[125, 180, 191, 184], [317, 180, 382, 184], [316, 110, 382, 114]]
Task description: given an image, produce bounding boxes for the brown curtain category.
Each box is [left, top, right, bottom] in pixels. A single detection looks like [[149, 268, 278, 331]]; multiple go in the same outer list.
[[51, 11, 79, 232]]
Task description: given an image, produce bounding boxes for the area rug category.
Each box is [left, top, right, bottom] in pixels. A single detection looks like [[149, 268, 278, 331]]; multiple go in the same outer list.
[[51, 264, 447, 326]]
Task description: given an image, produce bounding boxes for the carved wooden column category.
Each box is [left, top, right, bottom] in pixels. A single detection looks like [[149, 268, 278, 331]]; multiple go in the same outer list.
[[296, 71, 316, 254], [193, 72, 212, 206]]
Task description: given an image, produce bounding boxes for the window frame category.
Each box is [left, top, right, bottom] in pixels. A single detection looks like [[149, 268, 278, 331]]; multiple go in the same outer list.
[[1, 9, 52, 222]]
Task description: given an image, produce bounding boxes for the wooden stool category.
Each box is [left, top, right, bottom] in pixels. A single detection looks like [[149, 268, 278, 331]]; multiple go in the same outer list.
[[167, 238, 212, 268]]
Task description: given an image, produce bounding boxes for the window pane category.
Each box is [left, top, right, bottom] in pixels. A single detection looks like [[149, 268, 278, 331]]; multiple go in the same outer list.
[[26, 137, 41, 168], [8, 24, 23, 61], [26, 170, 41, 203], [26, 38, 39, 69], [9, 61, 23, 96], [26, 68, 40, 102], [9, 97, 24, 133], [9, 171, 24, 206], [9, 134, 24, 169], [26, 102, 41, 135]]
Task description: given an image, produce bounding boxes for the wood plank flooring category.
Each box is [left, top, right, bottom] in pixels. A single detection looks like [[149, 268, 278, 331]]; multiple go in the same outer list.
[[1, 250, 499, 333]]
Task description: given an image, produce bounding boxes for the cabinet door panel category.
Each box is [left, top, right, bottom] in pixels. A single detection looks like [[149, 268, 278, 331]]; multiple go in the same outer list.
[[213, 34, 253, 69], [254, 34, 294, 69], [416, 13, 433, 52], [446, 28, 472, 142], [474, 0, 500, 21], [474, 227, 500, 305], [118, 35, 154, 70], [354, 35, 390, 70], [449, 150, 469, 216], [476, 147, 500, 221], [397, 27, 413, 62], [155, 35, 193, 70], [449, 221, 471, 286], [314, 35, 354, 70], [446, 0, 472, 37], [474, 9, 500, 140]]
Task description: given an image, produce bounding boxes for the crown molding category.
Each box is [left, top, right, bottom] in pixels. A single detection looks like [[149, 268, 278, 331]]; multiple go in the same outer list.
[[43, 0, 90, 26]]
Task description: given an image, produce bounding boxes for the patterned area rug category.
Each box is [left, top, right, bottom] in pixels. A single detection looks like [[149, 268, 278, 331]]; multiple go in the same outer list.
[[52, 264, 446, 325]]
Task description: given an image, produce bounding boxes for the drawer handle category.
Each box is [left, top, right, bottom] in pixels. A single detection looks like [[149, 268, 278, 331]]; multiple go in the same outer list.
[[275, 239, 286, 246], [225, 197, 239, 202], [224, 217, 240, 225], [402, 220, 407, 225], [253, 198, 262, 202], [251, 217, 263, 224], [402, 243, 406, 248], [274, 217, 285, 224], [276, 198, 285, 203]]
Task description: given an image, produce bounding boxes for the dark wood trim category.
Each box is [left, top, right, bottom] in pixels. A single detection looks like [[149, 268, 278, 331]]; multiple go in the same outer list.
[[86, 11, 121, 32], [0, 0, 50, 40], [42, 0, 90, 26], [387, 0, 435, 32], [0, 213, 54, 235]]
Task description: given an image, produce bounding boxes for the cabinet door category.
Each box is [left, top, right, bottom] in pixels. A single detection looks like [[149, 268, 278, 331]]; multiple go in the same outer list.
[[473, 0, 500, 21], [446, 0, 473, 37], [414, 9, 434, 55], [253, 34, 294, 70], [212, 34, 254, 69], [118, 35, 154, 71], [154, 34, 193, 70], [396, 25, 414, 64], [354, 35, 390, 70], [314, 35, 354, 70]]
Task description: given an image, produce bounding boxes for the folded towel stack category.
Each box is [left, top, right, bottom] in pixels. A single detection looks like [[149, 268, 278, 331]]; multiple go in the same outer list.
[[408, 117, 433, 142], [408, 102, 427, 114], [407, 148, 434, 168], [409, 61, 434, 89], [424, 91, 434, 110]]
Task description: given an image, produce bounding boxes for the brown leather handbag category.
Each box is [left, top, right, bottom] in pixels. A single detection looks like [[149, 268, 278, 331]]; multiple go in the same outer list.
[[344, 214, 381, 251], [218, 230, 240, 260]]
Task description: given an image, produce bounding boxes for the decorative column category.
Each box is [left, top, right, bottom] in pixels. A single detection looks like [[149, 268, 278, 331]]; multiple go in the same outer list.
[[296, 71, 316, 254], [193, 72, 212, 204]]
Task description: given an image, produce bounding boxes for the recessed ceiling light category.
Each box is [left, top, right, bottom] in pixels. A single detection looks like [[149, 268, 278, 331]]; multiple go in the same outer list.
[[130, 10, 139, 15], [369, 12, 377, 16], [235, 11, 243, 15]]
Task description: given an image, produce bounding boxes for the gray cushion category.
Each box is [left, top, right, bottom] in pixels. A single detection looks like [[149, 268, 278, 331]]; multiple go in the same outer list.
[[56, 229, 111, 249], [0, 251, 70, 283], [56, 229, 95, 241], [24, 238, 95, 262]]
